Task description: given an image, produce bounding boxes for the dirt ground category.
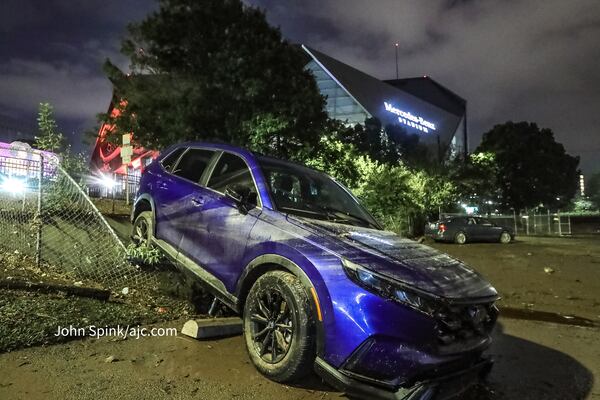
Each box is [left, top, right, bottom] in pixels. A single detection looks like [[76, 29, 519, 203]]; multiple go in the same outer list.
[[429, 236, 600, 321], [0, 317, 598, 400], [0, 235, 599, 400]]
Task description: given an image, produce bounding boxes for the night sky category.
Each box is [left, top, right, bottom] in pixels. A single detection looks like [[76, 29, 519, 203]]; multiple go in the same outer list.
[[1, 0, 599, 174]]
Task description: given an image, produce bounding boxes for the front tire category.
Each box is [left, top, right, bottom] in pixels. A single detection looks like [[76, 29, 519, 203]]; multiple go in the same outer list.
[[131, 211, 154, 245], [454, 231, 467, 245], [243, 270, 315, 383]]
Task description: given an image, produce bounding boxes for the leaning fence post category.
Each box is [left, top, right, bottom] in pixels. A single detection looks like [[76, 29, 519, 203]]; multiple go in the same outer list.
[[35, 153, 43, 267]]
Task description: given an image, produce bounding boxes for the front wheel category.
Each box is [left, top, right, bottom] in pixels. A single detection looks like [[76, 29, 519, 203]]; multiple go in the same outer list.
[[499, 231, 512, 244], [131, 211, 154, 245], [243, 270, 315, 382]]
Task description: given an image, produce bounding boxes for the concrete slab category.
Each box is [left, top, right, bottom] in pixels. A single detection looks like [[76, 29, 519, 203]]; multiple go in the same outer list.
[[181, 317, 243, 339]]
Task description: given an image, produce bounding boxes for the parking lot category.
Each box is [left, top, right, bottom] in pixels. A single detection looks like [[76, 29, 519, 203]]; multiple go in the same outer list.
[[1, 235, 599, 399], [429, 236, 600, 321]]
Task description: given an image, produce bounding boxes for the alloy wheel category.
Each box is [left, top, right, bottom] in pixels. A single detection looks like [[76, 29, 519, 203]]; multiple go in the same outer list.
[[248, 289, 294, 364], [132, 217, 149, 245], [455, 232, 466, 244]]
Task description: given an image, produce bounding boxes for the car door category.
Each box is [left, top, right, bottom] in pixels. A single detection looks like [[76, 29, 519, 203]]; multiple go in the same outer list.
[[464, 217, 482, 240], [153, 147, 216, 249], [478, 218, 502, 241], [178, 151, 261, 292]]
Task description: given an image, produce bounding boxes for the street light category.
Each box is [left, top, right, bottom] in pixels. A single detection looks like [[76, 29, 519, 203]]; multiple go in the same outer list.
[[0, 176, 26, 194]]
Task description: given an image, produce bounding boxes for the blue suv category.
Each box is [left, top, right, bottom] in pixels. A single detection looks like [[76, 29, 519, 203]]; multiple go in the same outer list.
[[131, 142, 498, 400]]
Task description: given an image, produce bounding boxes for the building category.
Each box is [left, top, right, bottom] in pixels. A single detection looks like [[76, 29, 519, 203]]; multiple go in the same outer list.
[[302, 45, 468, 159], [90, 45, 468, 175], [90, 101, 158, 177]]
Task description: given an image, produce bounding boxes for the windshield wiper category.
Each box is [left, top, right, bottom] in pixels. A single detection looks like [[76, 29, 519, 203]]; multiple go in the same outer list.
[[312, 204, 377, 229]]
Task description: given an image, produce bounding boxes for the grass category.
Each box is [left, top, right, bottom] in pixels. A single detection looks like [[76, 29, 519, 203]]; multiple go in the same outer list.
[[0, 249, 203, 353]]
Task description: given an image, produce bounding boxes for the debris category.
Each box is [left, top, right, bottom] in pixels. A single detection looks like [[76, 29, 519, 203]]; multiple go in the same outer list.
[[73, 281, 83, 286], [157, 306, 168, 314], [544, 267, 555, 274], [121, 287, 129, 295], [104, 355, 117, 363]]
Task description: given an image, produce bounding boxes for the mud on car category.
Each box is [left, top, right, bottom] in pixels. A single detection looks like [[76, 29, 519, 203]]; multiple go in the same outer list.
[[131, 142, 499, 400]]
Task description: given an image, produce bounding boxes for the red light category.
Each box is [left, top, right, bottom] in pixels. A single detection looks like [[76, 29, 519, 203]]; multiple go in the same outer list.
[[439, 224, 446, 233]]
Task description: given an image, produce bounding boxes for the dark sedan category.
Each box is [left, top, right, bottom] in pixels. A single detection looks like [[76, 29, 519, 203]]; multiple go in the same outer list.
[[426, 216, 515, 244]]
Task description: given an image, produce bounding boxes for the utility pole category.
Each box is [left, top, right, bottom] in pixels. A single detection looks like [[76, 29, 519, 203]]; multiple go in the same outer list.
[[395, 43, 399, 80]]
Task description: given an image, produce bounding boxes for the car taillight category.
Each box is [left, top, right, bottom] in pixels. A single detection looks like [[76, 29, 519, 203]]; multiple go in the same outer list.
[[439, 224, 446, 232]]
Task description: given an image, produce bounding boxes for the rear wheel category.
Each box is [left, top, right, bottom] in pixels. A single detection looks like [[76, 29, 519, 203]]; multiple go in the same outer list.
[[243, 270, 315, 382], [454, 231, 467, 245], [499, 231, 512, 244]]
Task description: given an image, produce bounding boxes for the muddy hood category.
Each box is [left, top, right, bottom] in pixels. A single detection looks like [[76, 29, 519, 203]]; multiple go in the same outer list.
[[302, 220, 498, 301]]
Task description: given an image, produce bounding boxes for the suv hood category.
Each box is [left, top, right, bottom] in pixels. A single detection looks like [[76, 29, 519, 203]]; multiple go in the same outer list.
[[299, 219, 498, 301]]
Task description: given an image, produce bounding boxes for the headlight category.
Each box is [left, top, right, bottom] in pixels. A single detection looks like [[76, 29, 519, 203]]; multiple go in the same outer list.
[[342, 259, 439, 315]]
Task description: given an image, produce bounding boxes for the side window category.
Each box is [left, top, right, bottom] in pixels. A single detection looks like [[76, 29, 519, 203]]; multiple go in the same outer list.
[[160, 148, 185, 172], [208, 153, 258, 204], [172, 148, 214, 183]]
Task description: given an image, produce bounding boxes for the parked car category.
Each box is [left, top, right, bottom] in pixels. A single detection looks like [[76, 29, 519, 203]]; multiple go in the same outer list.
[[426, 216, 514, 244], [131, 143, 499, 400]]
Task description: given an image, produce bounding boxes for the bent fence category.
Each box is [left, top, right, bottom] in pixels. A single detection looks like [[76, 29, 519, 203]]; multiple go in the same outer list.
[[0, 144, 152, 289]]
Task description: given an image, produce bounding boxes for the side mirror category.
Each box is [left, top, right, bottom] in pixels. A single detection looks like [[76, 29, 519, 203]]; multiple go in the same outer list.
[[224, 184, 255, 214]]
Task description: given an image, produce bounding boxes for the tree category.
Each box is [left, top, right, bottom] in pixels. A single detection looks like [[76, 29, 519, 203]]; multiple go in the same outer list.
[[34, 102, 88, 177], [587, 172, 600, 210], [35, 103, 65, 153], [476, 121, 580, 211], [101, 0, 327, 158], [334, 117, 433, 169], [445, 152, 501, 213]]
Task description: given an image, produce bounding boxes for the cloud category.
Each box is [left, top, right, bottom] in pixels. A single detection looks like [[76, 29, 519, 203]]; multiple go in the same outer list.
[[248, 0, 600, 172], [0, 58, 112, 120]]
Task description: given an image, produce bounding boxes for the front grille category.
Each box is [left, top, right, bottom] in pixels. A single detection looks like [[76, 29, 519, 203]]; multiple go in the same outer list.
[[435, 302, 498, 352]]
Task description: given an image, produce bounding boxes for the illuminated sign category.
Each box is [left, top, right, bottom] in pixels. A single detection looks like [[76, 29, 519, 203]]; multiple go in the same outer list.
[[384, 102, 436, 133]]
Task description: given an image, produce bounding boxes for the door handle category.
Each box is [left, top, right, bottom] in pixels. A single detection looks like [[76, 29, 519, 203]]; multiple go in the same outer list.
[[191, 197, 205, 207], [156, 180, 168, 190]]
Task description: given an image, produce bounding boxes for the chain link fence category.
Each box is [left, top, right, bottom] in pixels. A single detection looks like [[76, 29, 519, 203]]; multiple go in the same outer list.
[[0, 144, 152, 289], [439, 211, 576, 236]]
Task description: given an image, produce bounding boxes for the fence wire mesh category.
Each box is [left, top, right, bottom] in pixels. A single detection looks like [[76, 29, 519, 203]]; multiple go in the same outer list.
[[439, 212, 573, 236], [0, 144, 153, 289]]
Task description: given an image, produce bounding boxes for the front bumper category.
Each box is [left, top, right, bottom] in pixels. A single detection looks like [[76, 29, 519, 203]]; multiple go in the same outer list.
[[315, 356, 493, 400]]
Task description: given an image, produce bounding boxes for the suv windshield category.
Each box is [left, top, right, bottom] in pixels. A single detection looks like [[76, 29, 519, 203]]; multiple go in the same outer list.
[[259, 157, 380, 229]]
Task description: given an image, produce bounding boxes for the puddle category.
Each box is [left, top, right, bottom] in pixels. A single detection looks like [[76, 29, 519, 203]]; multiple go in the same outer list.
[[500, 307, 598, 328]]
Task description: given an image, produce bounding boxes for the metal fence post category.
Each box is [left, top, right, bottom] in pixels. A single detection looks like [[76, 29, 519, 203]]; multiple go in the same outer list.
[[35, 154, 43, 267], [513, 209, 517, 235], [125, 166, 130, 205], [557, 211, 562, 236], [547, 210, 551, 235]]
